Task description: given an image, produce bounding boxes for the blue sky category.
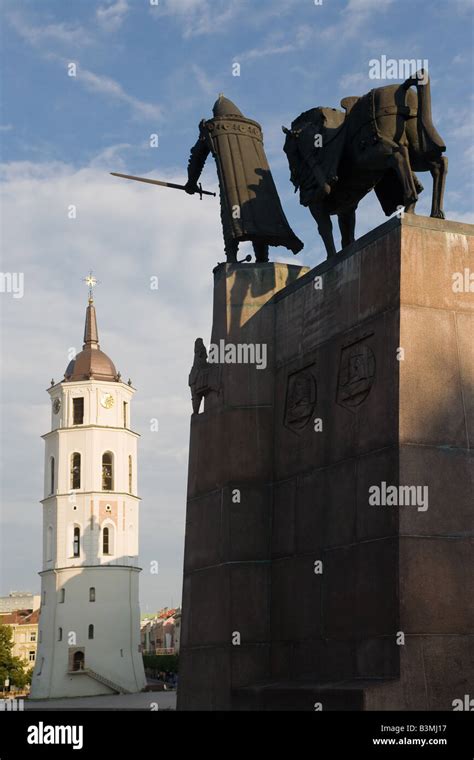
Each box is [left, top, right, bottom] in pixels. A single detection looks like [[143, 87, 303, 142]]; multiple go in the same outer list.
[[1, 0, 473, 611]]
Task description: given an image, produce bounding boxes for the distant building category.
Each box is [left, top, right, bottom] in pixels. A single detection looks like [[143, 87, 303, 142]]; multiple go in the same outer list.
[[140, 608, 181, 655], [0, 592, 40, 614], [1, 609, 39, 666]]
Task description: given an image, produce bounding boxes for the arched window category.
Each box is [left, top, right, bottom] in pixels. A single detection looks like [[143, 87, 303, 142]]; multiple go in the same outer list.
[[102, 522, 115, 556], [70, 453, 81, 490], [103, 526, 109, 554], [73, 526, 80, 557], [73, 397, 84, 425], [46, 525, 53, 561], [89, 587, 95, 602], [88, 624, 94, 640], [102, 452, 113, 490], [58, 627, 62, 641], [128, 455, 132, 493], [59, 588, 65, 603], [50, 457, 55, 495]]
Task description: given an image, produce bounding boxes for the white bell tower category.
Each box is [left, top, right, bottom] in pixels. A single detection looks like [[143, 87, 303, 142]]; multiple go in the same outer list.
[[30, 277, 146, 698]]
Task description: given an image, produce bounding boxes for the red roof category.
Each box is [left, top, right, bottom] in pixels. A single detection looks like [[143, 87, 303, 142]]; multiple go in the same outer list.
[[0, 609, 39, 625]]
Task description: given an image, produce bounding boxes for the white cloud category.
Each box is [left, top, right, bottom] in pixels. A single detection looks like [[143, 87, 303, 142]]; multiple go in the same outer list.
[[158, 0, 241, 38], [8, 12, 89, 48], [191, 64, 218, 96], [236, 25, 313, 62], [78, 67, 162, 121], [96, 0, 129, 32], [7, 10, 161, 122], [338, 71, 370, 91], [321, 0, 395, 43]]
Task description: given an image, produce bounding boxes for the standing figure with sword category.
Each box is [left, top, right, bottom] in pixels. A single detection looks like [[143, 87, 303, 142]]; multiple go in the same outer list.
[[112, 94, 303, 264]]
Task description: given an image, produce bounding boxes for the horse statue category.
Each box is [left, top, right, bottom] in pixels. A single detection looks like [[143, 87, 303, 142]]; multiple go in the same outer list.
[[283, 70, 447, 259]]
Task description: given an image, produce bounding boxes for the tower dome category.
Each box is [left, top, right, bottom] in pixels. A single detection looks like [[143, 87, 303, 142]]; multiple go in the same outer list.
[[64, 297, 118, 382]]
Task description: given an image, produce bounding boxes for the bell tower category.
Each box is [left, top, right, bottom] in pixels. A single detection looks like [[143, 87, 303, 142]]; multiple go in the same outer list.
[[30, 276, 146, 699]]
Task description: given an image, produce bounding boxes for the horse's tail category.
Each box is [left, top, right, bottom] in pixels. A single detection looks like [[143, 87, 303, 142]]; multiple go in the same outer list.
[[402, 69, 446, 155]]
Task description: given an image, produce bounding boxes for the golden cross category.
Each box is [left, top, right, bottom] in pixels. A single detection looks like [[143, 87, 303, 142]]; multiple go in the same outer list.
[[83, 271, 100, 302]]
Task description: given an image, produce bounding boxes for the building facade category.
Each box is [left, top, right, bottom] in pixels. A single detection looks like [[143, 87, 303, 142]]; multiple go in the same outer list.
[[0, 592, 40, 614], [1, 609, 39, 667], [140, 608, 181, 655], [30, 294, 146, 698]]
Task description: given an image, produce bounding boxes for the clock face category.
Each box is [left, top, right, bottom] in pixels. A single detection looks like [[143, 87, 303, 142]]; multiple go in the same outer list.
[[52, 398, 61, 414], [101, 393, 115, 410]]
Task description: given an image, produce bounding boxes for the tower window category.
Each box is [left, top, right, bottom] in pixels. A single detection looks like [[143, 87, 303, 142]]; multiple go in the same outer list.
[[29, 651, 36, 662], [102, 524, 115, 555], [73, 526, 80, 557], [89, 587, 96, 602], [50, 457, 55, 495], [58, 627, 63, 641], [71, 452, 81, 490], [102, 452, 114, 490], [88, 624, 94, 640], [59, 588, 65, 603], [123, 401, 128, 428], [73, 397, 84, 425], [128, 455, 132, 494]]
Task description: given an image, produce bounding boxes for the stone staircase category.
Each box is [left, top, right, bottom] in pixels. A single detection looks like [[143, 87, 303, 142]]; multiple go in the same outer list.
[[69, 667, 131, 695]]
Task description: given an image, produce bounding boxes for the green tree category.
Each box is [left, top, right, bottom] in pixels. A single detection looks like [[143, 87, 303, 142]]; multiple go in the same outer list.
[[0, 624, 32, 689], [143, 654, 179, 674]]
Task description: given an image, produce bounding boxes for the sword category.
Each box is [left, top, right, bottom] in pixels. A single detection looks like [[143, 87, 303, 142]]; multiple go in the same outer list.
[[110, 172, 216, 200]]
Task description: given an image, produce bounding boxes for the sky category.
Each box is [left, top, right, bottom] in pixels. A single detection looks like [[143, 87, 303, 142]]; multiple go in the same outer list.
[[0, 0, 473, 613]]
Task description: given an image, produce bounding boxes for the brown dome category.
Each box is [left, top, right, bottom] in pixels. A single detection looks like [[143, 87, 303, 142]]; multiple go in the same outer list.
[[64, 299, 119, 383]]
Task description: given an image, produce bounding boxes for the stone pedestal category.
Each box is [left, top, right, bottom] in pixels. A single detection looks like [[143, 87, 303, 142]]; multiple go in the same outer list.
[[178, 215, 474, 711]]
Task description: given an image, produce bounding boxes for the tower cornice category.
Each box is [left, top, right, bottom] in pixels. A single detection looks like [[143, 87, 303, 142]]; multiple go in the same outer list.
[[39, 564, 143, 575], [41, 425, 140, 440], [40, 491, 142, 504], [47, 380, 136, 393]]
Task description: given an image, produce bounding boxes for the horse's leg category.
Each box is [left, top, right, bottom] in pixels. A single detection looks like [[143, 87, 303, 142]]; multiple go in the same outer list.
[[309, 201, 337, 258], [338, 208, 356, 248], [403, 173, 424, 214], [386, 144, 418, 208], [429, 155, 448, 219], [252, 240, 269, 262]]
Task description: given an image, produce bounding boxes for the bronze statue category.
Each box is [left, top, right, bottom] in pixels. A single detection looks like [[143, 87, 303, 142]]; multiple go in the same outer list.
[[185, 94, 304, 263], [283, 70, 447, 259], [189, 338, 220, 414]]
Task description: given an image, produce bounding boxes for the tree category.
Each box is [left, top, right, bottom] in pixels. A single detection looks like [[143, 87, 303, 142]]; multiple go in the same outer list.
[[0, 624, 32, 689]]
